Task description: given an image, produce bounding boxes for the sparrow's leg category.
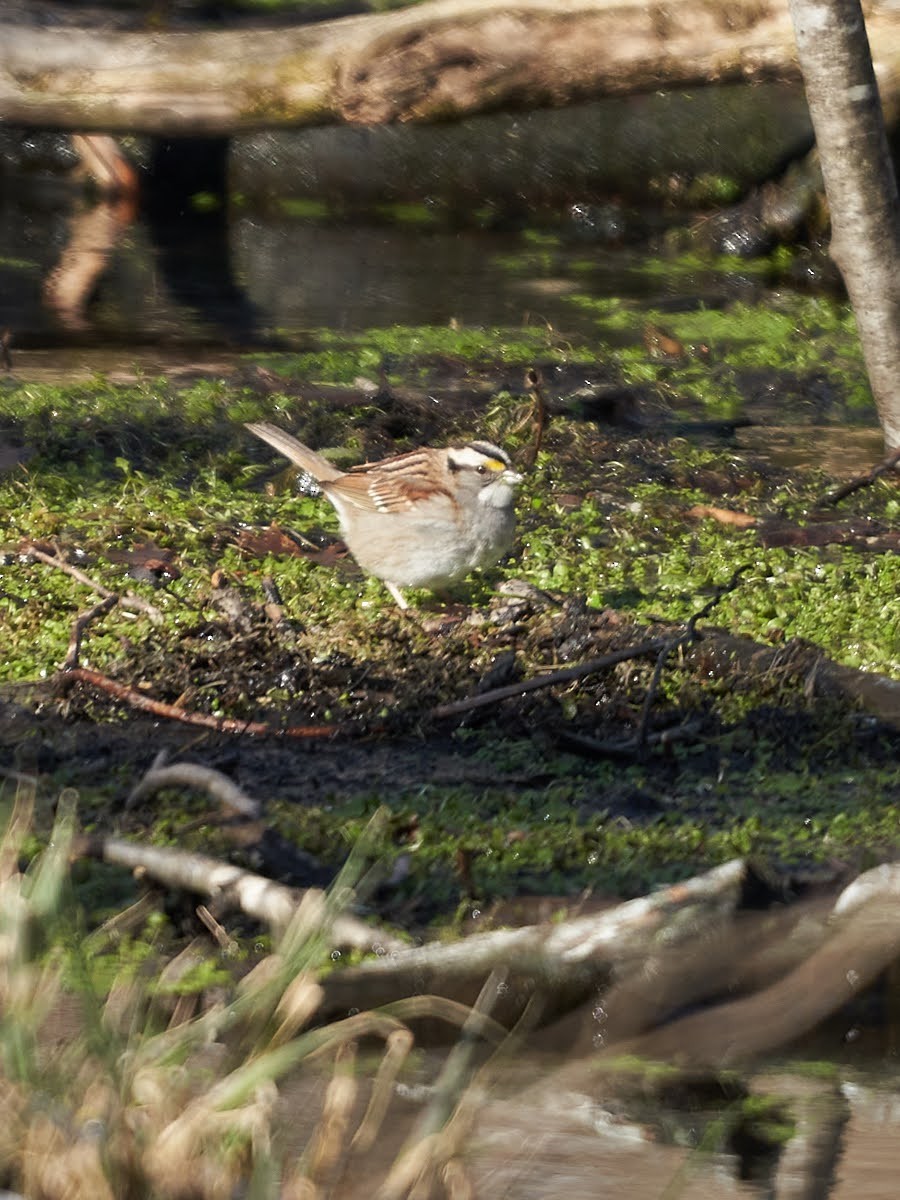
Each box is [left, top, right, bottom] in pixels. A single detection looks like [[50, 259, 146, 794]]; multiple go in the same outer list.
[[385, 581, 409, 609]]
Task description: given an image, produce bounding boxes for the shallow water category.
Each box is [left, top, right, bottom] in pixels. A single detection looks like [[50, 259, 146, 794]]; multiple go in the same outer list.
[[1, 177, 776, 348], [3, 180, 884, 475], [273, 1046, 900, 1200]]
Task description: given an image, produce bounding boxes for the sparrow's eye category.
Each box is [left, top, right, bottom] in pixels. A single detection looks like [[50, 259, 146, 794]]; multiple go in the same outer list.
[[476, 464, 488, 475]]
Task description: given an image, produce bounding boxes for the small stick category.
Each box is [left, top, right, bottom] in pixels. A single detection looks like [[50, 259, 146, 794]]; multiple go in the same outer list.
[[65, 665, 338, 739], [521, 365, 549, 468], [196, 904, 239, 953], [126, 761, 261, 817], [633, 567, 749, 750], [634, 639, 679, 752], [821, 445, 900, 505], [430, 638, 668, 719]]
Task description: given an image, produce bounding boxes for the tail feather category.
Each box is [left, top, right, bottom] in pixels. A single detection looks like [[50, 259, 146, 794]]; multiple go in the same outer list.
[[245, 422, 344, 482]]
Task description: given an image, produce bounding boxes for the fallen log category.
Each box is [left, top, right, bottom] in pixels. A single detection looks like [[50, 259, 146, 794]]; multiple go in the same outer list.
[[608, 864, 900, 1066], [0, 0, 836, 134], [321, 859, 749, 1022]]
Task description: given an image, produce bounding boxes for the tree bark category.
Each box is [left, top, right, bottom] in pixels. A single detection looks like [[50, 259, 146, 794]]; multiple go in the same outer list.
[[790, 0, 900, 450], [0, 0, 815, 134]]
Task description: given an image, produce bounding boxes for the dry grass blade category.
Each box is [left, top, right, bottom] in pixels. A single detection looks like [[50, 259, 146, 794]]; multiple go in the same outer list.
[[351, 1027, 415, 1154], [376, 970, 508, 1200], [0, 786, 35, 883], [0, 796, 447, 1199], [292, 1041, 359, 1192], [270, 972, 325, 1047]]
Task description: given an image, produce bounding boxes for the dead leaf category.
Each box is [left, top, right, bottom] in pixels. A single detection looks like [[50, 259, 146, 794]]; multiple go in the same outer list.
[[643, 323, 686, 361], [686, 505, 757, 528], [234, 523, 348, 565], [106, 540, 181, 583]]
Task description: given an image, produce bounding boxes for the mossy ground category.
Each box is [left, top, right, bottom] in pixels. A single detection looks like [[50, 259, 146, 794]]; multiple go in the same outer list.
[[1, 300, 899, 930]]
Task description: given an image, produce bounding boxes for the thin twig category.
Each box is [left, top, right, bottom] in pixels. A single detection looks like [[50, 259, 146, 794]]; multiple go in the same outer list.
[[821, 445, 900, 504], [521, 366, 549, 468], [64, 665, 338, 739], [685, 565, 751, 635], [633, 567, 749, 750], [634, 639, 678, 752], [65, 594, 117, 668], [430, 638, 668, 720], [24, 542, 163, 622]]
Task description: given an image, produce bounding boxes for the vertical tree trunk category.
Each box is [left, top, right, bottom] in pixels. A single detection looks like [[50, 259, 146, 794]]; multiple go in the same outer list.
[[789, 0, 900, 450]]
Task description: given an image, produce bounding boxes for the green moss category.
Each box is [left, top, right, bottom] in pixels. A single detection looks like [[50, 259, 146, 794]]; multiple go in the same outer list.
[[2, 305, 898, 906], [247, 323, 590, 384], [562, 294, 870, 415]]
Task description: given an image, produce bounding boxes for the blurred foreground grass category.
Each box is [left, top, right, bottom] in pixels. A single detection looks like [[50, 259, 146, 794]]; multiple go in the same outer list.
[[0, 784, 485, 1200]]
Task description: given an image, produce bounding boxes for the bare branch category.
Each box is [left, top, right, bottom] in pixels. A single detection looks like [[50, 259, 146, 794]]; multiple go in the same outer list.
[[24, 542, 163, 623], [322, 859, 747, 1015], [430, 637, 667, 719], [64, 666, 339, 739], [76, 834, 405, 954]]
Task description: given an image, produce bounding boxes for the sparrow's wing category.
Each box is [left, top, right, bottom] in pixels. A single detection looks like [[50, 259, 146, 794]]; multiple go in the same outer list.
[[329, 449, 453, 513]]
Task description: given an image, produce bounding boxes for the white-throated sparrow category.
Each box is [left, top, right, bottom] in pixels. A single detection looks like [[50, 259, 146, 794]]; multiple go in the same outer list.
[[246, 421, 522, 608]]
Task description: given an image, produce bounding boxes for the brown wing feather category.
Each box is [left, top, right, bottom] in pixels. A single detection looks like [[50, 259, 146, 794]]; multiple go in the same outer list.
[[330, 448, 453, 513]]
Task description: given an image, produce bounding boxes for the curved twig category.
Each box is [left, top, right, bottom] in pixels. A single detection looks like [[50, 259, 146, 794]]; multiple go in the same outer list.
[[66, 594, 117, 668], [127, 762, 261, 818]]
